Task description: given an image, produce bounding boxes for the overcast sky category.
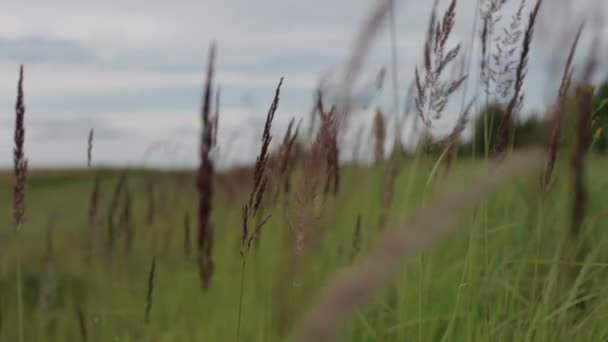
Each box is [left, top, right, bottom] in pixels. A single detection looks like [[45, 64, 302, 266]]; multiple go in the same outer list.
[[0, 0, 605, 168]]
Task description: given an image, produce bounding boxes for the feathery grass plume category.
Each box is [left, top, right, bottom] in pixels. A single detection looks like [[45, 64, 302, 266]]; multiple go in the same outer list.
[[492, 0, 543, 156], [13, 65, 27, 342], [439, 98, 476, 171], [237, 77, 283, 342], [306, 88, 320, 143], [144, 256, 156, 324], [337, 0, 393, 118], [315, 91, 340, 197], [350, 214, 362, 261], [120, 187, 133, 255], [289, 149, 543, 342], [212, 86, 220, 147], [275, 117, 301, 197], [414, 0, 467, 128], [289, 107, 336, 256], [372, 108, 386, 164], [479, 0, 508, 91], [86, 174, 101, 264], [197, 42, 216, 291], [14, 64, 27, 231], [570, 81, 595, 240], [76, 304, 88, 342], [106, 169, 127, 261], [184, 212, 191, 260], [241, 77, 283, 257], [543, 23, 584, 190], [87, 129, 94, 168], [480, 0, 524, 101], [145, 180, 156, 225]]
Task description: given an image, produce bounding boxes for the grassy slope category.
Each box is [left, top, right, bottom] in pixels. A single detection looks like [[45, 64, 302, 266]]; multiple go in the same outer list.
[[0, 157, 607, 341]]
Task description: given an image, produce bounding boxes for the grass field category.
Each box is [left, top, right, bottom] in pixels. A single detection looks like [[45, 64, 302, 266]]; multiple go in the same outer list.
[[0, 154, 607, 341], [2, 0, 608, 340]]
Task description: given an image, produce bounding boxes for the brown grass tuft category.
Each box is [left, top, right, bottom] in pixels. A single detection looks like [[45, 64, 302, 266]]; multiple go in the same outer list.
[[372, 108, 386, 164], [197, 42, 217, 291], [315, 91, 340, 198], [13, 64, 27, 231], [87, 128, 94, 168]]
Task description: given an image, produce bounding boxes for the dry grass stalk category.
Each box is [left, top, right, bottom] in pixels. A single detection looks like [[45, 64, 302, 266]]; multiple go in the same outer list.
[[440, 98, 476, 171], [240, 77, 283, 258], [377, 145, 406, 230], [315, 91, 340, 197], [86, 174, 101, 264], [184, 212, 191, 260], [14, 64, 27, 231], [197, 42, 216, 291], [372, 108, 386, 164], [337, 0, 393, 120], [212, 86, 220, 147], [120, 187, 133, 255], [275, 117, 302, 197], [237, 77, 283, 342], [492, 0, 543, 156], [415, 0, 467, 127], [570, 80, 596, 239], [287, 111, 336, 257], [350, 214, 362, 261], [479, 0, 508, 88], [107, 170, 127, 260], [289, 149, 543, 342], [145, 181, 156, 225], [480, 0, 525, 101], [144, 256, 156, 324], [277, 119, 299, 177], [87, 128, 94, 168], [543, 23, 584, 189]]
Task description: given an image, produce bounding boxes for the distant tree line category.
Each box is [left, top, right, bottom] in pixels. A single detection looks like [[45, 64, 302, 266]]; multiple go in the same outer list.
[[425, 80, 608, 157]]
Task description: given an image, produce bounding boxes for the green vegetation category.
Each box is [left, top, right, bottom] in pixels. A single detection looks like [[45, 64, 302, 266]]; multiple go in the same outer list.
[[0, 154, 607, 341], [3, 0, 608, 340]]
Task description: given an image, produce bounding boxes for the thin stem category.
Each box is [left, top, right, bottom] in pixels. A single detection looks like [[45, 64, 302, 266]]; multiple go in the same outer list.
[[16, 236, 23, 342], [236, 259, 247, 342], [389, 0, 401, 138]]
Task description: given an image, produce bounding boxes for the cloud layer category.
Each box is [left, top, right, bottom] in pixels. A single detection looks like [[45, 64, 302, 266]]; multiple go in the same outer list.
[[0, 0, 605, 168]]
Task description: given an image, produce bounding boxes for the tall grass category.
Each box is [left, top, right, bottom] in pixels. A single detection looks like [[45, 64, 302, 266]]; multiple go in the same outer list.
[[1, 0, 607, 341]]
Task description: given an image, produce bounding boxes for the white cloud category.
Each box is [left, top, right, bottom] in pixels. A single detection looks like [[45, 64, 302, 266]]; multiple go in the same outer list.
[[0, 0, 604, 167]]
